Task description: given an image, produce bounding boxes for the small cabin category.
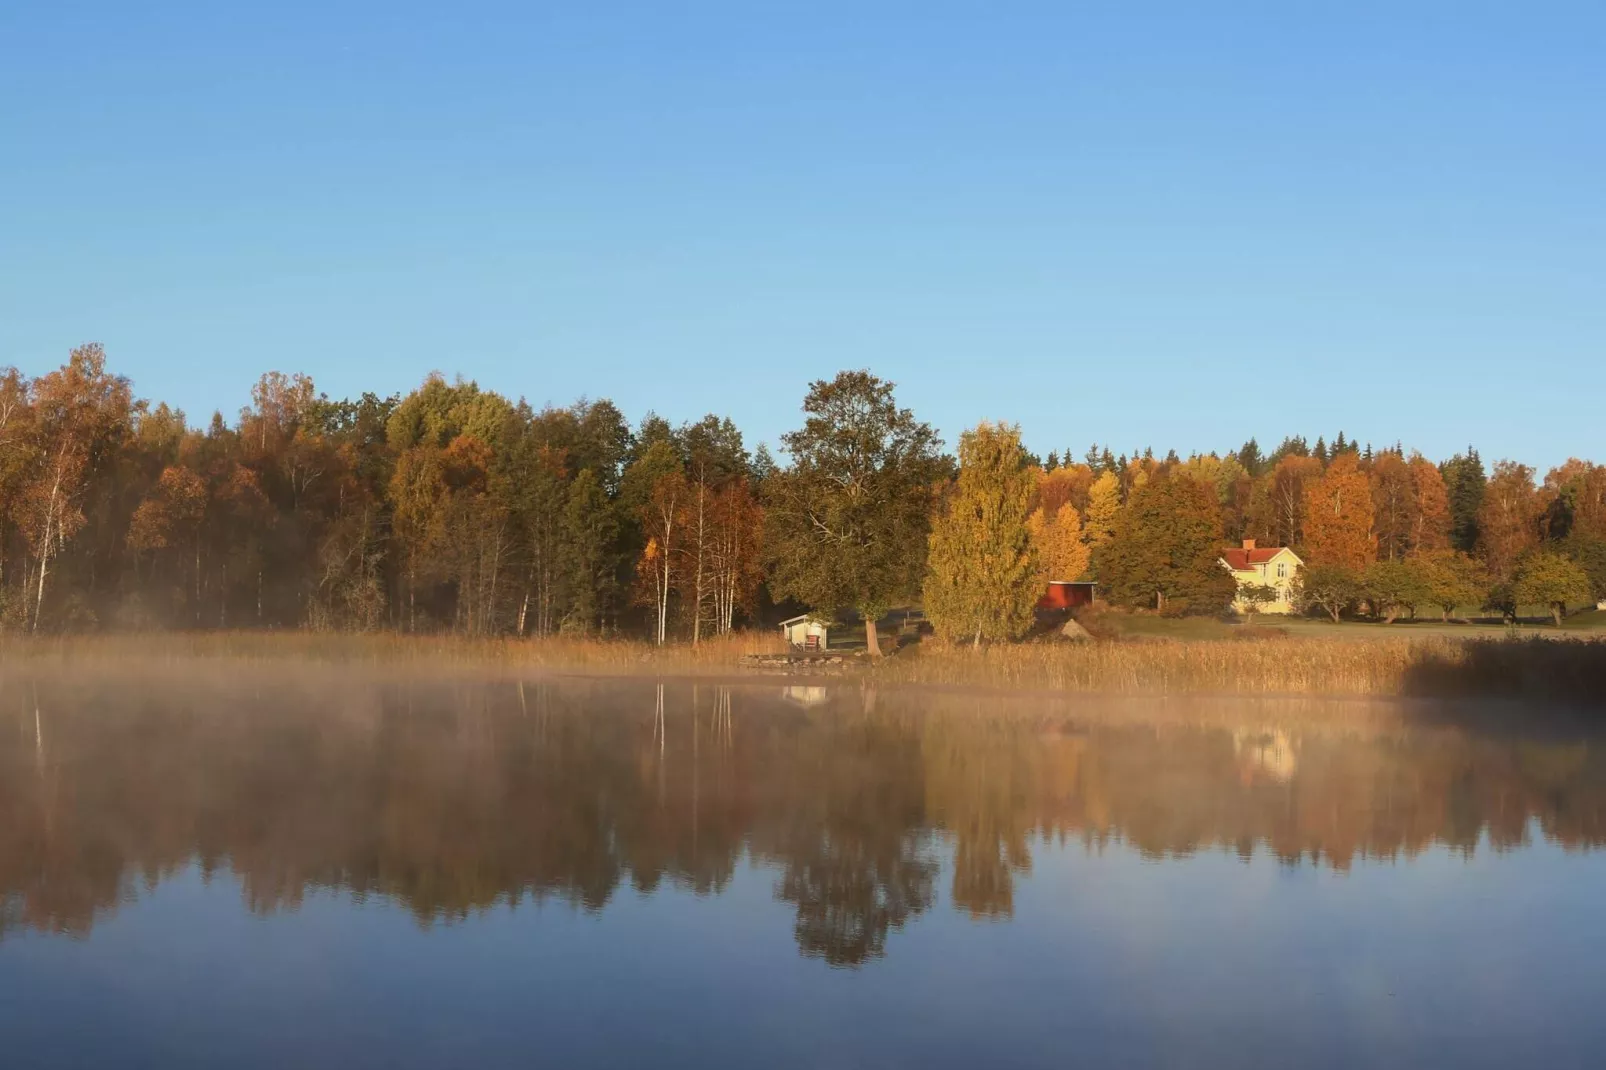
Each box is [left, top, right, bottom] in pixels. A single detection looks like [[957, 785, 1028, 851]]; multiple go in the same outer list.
[[1038, 581, 1097, 612], [779, 615, 830, 651]]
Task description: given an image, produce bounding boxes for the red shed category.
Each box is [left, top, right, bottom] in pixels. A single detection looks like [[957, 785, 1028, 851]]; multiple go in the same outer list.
[[1038, 581, 1096, 611]]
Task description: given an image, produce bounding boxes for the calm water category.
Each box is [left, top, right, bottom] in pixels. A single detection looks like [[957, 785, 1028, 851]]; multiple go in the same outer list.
[[3, 671, 1605, 1069]]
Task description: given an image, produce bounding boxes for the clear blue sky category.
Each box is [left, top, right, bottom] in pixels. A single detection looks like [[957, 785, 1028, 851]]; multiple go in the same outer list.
[[3, 2, 1601, 469]]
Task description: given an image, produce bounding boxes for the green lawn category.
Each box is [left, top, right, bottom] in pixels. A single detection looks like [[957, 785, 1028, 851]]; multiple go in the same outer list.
[[1560, 608, 1606, 632]]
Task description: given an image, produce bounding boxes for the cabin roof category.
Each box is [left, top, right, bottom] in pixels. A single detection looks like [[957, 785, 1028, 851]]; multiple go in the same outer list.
[[1220, 546, 1301, 570]]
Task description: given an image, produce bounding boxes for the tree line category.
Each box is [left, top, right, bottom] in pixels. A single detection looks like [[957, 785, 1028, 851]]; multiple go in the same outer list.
[[1, 345, 1602, 639]]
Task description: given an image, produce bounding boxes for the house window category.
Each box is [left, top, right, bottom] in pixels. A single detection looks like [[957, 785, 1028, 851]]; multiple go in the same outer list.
[[1276, 563, 1287, 579]]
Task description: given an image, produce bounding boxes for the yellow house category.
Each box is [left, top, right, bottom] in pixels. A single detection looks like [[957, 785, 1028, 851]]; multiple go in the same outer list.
[[1220, 539, 1303, 614]]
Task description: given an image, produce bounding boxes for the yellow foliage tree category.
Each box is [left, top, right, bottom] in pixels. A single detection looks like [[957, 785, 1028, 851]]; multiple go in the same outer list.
[[1082, 471, 1122, 549], [923, 423, 1039, 647], [1028, 503, 1090, 582]]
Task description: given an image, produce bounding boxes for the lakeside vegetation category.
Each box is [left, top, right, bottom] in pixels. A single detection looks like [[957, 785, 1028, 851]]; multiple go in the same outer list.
[[3, 630, 1602, 709], [1, 347, 1602, 650]]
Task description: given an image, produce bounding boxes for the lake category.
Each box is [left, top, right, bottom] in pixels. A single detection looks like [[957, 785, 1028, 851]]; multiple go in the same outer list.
[[3, 669, 1605, 1068]]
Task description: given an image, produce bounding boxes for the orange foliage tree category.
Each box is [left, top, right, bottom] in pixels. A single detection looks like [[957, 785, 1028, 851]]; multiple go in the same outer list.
[[1477, 461, 1541, 581], [1370, 451, 1415, 562], [1408, 453, 1451, 554], [1303, 453, 1375, 569]]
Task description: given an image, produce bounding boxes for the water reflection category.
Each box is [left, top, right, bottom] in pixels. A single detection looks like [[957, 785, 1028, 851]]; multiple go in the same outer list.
[[4, 673, 1604, 965]]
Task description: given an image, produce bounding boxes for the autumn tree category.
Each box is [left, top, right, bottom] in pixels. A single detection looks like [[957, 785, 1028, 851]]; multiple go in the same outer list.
[[765, 372, 944, 656], [923, 423, 1040, 646], [1369, 451, 1415, 562], [1408, 453, 1451, 554], [680, 414, 748, 644], [1028, 502, 1091, 583], [1264, 454, 1323, 550], [706, 478, 764, 635], [1512, 551, 1591, 627], [0, 367, 35, 614], [1098, 474, 1236, 615], [15, 345, 133, 631], [127, 465, 208, 622], [389, 445, 449, 631], [1303, 453, 1375, 569], [1082, 470, 1122, 556], [630, 440, 688, 645], [1033, 463, 1094, 517], [1543, 460, 1606, 541], [1477, 461, 1541, 582]]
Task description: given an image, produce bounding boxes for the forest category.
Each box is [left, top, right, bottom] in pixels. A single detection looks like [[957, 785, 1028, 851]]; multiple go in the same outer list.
[[1, 344, 1602, 642]]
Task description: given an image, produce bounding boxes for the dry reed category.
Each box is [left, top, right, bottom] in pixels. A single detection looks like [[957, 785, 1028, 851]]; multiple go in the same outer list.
[[2, 631, 1601, 706], [0, 630, 787, 676], [873, 635, 1606, 705]]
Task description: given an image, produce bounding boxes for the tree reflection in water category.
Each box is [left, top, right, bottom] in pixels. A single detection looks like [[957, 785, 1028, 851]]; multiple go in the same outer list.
[[3, 671, 1604, 963]]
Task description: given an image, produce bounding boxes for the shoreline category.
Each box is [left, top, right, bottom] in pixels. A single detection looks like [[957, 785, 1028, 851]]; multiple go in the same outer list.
[[2, 630, 1603, 710]]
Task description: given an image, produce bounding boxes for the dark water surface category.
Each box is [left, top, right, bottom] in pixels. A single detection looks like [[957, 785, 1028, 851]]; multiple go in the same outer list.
[[3, 671, 1605, 1069]]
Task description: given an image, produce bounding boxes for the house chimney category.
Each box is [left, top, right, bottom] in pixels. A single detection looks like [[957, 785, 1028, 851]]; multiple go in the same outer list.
[[1242, 539, 1256, 551]]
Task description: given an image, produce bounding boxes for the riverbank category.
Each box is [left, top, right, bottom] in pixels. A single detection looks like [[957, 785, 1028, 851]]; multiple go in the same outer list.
[[1, 630, 1602, 707]]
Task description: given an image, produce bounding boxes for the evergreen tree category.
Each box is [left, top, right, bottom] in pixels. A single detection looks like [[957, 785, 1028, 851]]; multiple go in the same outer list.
[[1237, 438, 1264, 478], [1440, 448, 1486, 553], [1097, 475, 1236, 614], [1313, 437, 1329, 464], [561, 468, 619, 633], [750, 442, 776, 485], [923, 423, 1039, 646]]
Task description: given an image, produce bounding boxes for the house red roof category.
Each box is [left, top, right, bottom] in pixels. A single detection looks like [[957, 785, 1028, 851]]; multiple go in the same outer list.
[[1221, 547, 1287, 570]]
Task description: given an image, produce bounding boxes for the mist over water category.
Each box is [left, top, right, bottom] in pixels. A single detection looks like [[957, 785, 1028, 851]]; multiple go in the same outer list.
[[4, 670, 1605, 1068]]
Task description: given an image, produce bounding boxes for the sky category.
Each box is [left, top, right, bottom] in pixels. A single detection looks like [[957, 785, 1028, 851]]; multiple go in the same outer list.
[[2, 2, 1602, 469]]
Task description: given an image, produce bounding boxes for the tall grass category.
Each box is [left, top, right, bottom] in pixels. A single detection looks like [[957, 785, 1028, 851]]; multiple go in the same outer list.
[[0, 630, 787, 675], [2, 630, 1601, 706], [876, 635, 1606, 705]]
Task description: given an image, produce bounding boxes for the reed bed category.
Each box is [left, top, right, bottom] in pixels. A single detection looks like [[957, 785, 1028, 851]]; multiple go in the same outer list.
[[0, 630, 788, 675], [2, 630, 1601, 706], [875, 635, 1606, 705]]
